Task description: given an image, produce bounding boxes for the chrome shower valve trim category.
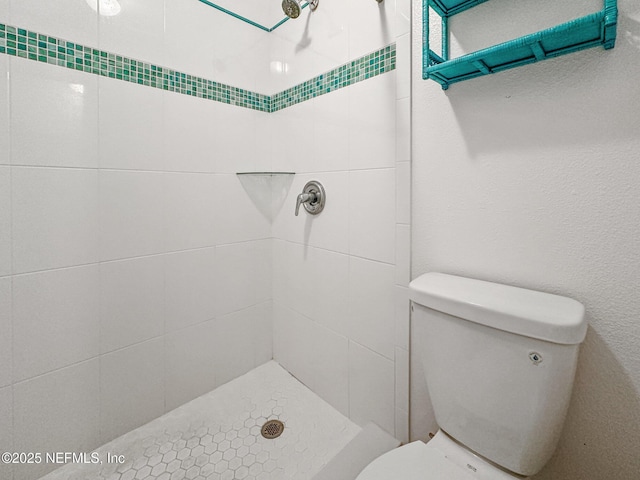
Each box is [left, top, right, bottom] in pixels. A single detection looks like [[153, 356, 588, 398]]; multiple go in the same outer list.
[[295, 180, 326, 216]]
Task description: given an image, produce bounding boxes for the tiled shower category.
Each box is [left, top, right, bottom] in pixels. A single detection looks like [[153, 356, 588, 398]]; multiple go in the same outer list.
[[0, 0, 411, 479]]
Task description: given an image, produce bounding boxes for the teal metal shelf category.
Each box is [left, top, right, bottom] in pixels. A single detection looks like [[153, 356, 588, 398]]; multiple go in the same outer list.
[[423, 0, 618, 90]]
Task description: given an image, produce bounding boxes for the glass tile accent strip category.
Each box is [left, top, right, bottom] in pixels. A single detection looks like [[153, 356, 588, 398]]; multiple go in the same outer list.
[[0, 22, 395, 113]]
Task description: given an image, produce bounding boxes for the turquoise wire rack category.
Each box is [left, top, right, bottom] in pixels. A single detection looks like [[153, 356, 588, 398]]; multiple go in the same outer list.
[[423, 0, 618, 90]]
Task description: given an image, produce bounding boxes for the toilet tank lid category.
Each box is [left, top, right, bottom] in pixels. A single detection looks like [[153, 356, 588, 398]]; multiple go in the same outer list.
[[409, 273, 587, 345]]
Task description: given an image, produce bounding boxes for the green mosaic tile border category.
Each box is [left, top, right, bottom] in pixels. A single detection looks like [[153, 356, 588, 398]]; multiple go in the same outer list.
[[271, 45, 396, 112], [0, 22, 395, 113]]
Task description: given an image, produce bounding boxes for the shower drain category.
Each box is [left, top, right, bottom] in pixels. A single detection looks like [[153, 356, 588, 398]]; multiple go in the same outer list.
[[261, 419, 285, 439]]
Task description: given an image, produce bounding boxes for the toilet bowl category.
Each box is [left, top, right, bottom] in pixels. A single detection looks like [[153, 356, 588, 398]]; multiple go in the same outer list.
[[355, 430, 520, 480]]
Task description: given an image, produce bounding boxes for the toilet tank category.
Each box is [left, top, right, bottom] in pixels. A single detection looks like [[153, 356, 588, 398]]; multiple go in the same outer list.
[[409, 273, 586, 477]]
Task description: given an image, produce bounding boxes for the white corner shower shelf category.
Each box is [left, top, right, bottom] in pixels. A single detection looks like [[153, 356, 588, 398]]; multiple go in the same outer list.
[[236, 172, 296, 176], [423, 0, 618, 89]]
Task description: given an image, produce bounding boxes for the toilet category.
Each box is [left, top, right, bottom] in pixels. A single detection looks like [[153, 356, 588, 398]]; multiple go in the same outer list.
[[357, 272, 587, 480]]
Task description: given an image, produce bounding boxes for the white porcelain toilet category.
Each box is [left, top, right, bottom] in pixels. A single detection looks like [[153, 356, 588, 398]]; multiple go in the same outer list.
[[356, 272, 587, 480]]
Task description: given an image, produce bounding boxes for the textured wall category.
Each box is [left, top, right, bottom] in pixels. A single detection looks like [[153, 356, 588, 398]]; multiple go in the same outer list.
[[411, 0, 640, 479]]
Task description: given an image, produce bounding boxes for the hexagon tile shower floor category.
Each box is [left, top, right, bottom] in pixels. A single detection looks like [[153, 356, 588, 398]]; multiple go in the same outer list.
[[41, 362, 360, 480]]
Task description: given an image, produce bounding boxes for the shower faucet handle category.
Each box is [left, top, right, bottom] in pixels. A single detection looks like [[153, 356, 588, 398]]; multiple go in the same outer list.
[[294, 181, 326, 216], [295, 192, 316, 216]]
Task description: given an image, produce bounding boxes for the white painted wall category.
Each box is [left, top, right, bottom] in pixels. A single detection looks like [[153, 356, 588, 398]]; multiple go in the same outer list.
[[0, 2, 273, 479], [269, 0, 412, 442], [411, 0, 640, 478]]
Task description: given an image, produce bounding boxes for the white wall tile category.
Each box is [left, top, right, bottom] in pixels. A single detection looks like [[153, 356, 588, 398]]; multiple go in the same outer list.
[[262, 111, 289, 170], [211, 104, 258, 174], [12, 167, 98, 273], [395, 346, 409, 412], [13, 265, 99, 382], [10, 59, 98, 168], [14, 359, 100, 480], [214, 307, 257, 387], [349, 72, 397, 170], [300, 246, 350, 336], [395, 408, 409, 444], [165, 319, 217, 411], [211, 48, 263, 96], [271, 174, 306, 245], [267, 171, 297, 223], [347, 0, 396, 61], [303, 172, 350, 253], [165, 0, 264, 87], [312, 323, 349, 417], [0, 0, 9, 21], [100, 255, 165, 354], [98, 77, 164, 171], [0, 167, 10, 276], [163, 92, 217, 173], [0, 278, 11, 388], [164, 0, 225, 80], [253, 301, 273, 366], [312, 88, 350, 172], [396, 98, 410, 165], [272, 240, 309, 316], [272, 302, 315, 390], [349, 169, 396, 263], [310, 246, 350, 329], [246, 34, 276, 90], [395, 224, 410, 286], [272, 0, 349, 83], [0, 386, 12, 480], [396, 0, 411, 36], [348, 256, 395, 360], [99, 170, 164, 261], [215, 175, 271, 245], [394, 286, 409, 350], [396, 33, 411, 99], [254, 111, 276, 172], [254, 240, 273, 305], [165, 248, 216, 333], [272, 173, 349, 254], [10, 0, 98, 46], [0, 57, 8, 166], [396, 160, 410, 223], [164, 172, 217, 252], [348, 341, 395, 435], [215, 240, 271, 316], [99, 0, 165, 67], [165, 0, 268, 92], [273, 101, 315, 173], [272, 240, 347, 329], [100, 338, 164, 443]]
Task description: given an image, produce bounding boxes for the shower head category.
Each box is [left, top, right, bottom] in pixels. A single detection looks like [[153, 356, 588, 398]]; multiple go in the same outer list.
[[282, 0, 318, 19]]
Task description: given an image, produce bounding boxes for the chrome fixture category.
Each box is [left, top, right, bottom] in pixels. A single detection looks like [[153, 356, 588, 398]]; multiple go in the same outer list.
[[282, 0, 318, 19], [295, 180, 325, 216]]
